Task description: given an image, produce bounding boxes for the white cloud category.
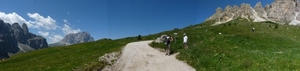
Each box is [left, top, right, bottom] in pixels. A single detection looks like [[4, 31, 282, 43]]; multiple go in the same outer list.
[[48, 34, 63, 44], [63, 19, 70, 25], [62, 24, 81, 35], [0, 12, 84, 44], [61, 19, 81, 35], [0, 12, 33, 27], [38, 31, 49, 37], [27, 13, 58, 30]]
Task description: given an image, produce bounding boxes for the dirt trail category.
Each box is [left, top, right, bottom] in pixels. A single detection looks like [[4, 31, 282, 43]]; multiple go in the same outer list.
[[109, 40, 195, 71]]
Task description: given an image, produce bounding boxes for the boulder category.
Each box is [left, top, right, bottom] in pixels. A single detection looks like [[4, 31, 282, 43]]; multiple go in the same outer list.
[[154, 35, 167, 43]]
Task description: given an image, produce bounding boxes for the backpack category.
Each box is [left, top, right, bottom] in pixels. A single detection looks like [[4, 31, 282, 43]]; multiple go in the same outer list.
[[166, 37, 172, 44]]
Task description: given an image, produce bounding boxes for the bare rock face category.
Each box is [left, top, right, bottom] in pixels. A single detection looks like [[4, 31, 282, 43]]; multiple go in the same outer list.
[[254, 2, 266, 18], [59, 32, 94, 45], [206, 0, 300, 25], [206, 7, 223, 21], [266, 0, 297, 22], [0, 20, 19, 58], [27, 37, 48, 49], [239, 3, 254, 18], [11, 23, 26, 44], [221, 5, 234, 22], [232, 5, 240, 18], [0, 19, 48, 59]]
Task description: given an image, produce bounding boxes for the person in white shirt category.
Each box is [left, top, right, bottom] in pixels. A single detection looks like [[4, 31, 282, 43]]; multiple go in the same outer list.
[[183, 33, 188, 49]]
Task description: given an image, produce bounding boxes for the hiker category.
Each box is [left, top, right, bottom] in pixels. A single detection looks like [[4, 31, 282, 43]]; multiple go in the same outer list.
[[183, 33, 188, 49], [166, 35, 173, 55], [252, 27, 255, 32]]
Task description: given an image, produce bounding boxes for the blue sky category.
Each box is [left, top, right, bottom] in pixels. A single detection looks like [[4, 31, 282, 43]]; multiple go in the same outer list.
[[0, 0, 273, 44]]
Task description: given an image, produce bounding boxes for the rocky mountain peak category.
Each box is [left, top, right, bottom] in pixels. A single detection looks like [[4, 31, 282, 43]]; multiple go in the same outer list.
[[224, 5, 232, 12], [254, 2, 266, 18], [232, 5, 240, 11], [59, 32, 94, 45], [11, 23, 22, 30], [216, 7, 223, 14], [266, 0, 297, 22], [254, 2, 263, 9], [0, 19, 48, 58], [22, 23, 28, 33], [238, 3, 254, 20], [206, 0, 300, 25]]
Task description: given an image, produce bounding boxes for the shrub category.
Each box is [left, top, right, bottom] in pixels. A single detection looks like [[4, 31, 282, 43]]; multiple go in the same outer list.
[[137, 34, 142, 40]]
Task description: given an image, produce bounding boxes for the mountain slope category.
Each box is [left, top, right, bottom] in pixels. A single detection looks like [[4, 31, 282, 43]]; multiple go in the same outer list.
[[2, 17, 300, 70], [207, 0, 300, 25], [0, 36, 151, 71], [151, 18, 300, 70], [3, 0, 300, 69]]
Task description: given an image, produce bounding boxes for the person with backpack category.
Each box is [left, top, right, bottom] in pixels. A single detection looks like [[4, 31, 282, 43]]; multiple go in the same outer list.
[[183, 33, 188, 49], [165, 35, 173, 56]]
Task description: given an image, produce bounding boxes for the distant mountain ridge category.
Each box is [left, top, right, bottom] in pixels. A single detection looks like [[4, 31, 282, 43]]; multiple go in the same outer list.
[[50, 32, 94, 46], [206, 0, 300, 25], [0, 19, 48, 59]]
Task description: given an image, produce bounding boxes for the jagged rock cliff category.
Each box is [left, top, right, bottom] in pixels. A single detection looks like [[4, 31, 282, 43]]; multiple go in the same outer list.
[[0, 19, 48, 59], [206, 0, 300, 26]]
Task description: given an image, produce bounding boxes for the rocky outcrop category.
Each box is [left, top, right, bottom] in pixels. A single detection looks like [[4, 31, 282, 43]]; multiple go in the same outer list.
[[0, 20, 19, 58], [59, 32, 94, 45], [239, 3, 254, 18], [206, 0, 300, 25], [254, 2, 266, 19], [265, 0, 297, 22], [27, 37, 48, 49], [11, 23, 26, 44], [154, 35, 167, 43], [0, 19, 48, 59]]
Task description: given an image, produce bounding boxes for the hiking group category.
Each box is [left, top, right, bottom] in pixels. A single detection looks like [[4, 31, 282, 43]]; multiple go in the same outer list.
[[164, 33, 188, 56]]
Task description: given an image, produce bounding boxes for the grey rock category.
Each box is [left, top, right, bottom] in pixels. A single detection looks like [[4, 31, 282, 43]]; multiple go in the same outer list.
[[0, 20, 19, 58], [239, 3, 253, 18], [27, 37, 48, 49], [221, 5, 234, 21], [59, 32, 94, 45], [17, 43, 35, 53], [154, 35, 168, 43], [0, 19, 48, 58], [254, 2, 266, 18], [206, 7, 223, 21], [266, 0, 297, 22], [11, 23, 26, 44], [206, 0, 300, 25], [232, 5, 240, 18]]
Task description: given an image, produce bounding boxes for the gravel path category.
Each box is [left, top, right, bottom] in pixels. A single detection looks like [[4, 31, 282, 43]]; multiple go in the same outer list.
[[110, 40, 195, 71]]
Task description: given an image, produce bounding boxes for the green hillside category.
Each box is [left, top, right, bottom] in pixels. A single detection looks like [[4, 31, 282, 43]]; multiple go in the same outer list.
[[0, 37, 156, 71], [2, 18, 300, 71], [151, 18, 300, 70]]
